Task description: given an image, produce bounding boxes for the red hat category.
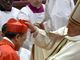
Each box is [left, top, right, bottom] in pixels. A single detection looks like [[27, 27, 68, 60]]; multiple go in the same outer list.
[[6, 18, 29, 33]]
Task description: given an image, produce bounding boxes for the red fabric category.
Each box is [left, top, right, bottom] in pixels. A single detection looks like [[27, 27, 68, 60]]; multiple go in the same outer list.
[[0, 39, 20, 60], [6, 18, 28, 33]]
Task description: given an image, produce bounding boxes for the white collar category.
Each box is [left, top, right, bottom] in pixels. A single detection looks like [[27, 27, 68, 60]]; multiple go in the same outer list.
[[65, 35, 80, 41], [3, 37, 14, 45]]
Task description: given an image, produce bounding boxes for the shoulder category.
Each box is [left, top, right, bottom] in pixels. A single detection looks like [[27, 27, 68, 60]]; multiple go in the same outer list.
[[12, 7, 20, 12], [11, 7, 20, 15], [19, 6, 31, 15], [20, 6, 30, 12], [0, 45, 19, 60], [0, 45, 15, 54], [42, 4, 45, 8]]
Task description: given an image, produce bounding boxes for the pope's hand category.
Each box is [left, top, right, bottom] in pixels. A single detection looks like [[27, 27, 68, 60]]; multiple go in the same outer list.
[[25, 21, 36, 33]]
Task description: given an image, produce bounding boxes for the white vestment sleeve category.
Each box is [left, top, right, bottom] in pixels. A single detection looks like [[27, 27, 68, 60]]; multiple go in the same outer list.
[[32, 27, 65, 50], [18, 47, 31, 60], [32, 27, 52, 50]]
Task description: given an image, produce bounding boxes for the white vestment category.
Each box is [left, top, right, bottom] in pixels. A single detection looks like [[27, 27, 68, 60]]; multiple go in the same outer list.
[[18, 47, 31, 60], [44, 0, 75, 31], [31, 26, 80, 60]]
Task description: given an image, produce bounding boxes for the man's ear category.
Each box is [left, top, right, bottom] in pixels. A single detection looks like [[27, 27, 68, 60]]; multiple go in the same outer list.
[[15, 34, 20, 40]]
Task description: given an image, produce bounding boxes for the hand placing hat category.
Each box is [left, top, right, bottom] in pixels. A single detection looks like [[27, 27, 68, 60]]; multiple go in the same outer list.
[[24, 21, 37, 33]]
